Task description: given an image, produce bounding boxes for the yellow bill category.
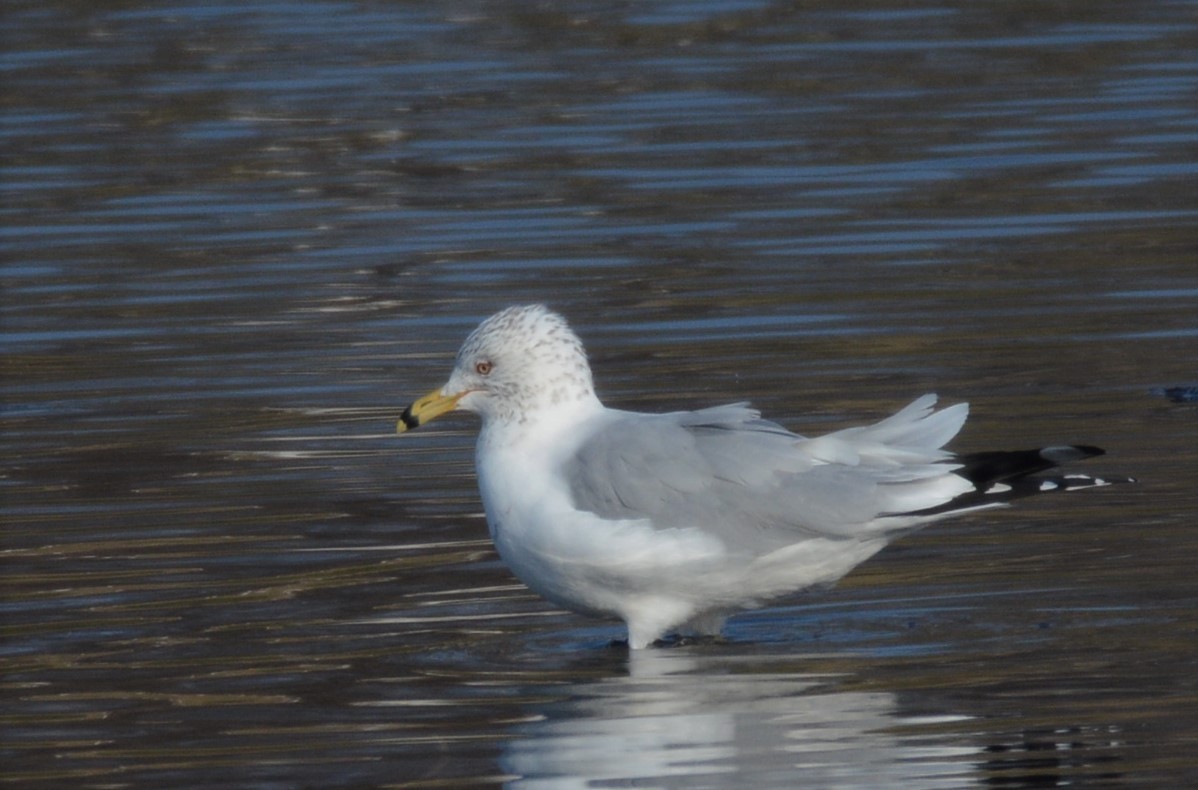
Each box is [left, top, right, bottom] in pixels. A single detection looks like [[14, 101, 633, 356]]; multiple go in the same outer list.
[[397, 388, 465, 433]]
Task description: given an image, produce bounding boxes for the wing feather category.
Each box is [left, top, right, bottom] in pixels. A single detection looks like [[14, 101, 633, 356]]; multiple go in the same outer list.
[[563, 396, 971, 545]]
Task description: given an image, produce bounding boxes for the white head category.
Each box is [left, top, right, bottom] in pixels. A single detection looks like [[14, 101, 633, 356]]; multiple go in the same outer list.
[[398, 305, 597, 431]]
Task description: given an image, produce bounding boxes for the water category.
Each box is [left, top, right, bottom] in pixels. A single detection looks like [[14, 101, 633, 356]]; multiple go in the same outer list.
[[3, 0, 1197, 786]]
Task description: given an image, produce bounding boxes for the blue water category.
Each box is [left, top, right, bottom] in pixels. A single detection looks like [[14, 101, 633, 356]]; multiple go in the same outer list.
[[3, 0, 1197, 786]]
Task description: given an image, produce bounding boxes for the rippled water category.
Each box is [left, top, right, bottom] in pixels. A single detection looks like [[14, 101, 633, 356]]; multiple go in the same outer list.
[[3, 0, 1197, 786]]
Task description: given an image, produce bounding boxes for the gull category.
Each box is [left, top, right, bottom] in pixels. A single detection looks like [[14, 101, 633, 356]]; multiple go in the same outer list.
[[397, 305, 1130, 649]]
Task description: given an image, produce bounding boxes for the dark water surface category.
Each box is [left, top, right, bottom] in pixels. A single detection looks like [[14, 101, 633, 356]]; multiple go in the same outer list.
[[3, 0, 1197, 786]]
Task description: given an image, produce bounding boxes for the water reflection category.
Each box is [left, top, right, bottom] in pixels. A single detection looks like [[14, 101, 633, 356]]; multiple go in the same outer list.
[[503, 650, 976, 788]]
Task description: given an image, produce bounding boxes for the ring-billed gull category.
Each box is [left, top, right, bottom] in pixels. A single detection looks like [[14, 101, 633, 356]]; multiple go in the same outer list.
[[398, 305, 1131, 649]]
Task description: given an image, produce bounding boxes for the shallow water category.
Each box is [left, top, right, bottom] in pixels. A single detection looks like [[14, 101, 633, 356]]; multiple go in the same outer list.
[[3, 0, 1197, 786]]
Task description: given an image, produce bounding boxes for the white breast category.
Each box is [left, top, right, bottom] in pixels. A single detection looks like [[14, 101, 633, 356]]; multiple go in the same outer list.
[[474, 407, 727, 619]]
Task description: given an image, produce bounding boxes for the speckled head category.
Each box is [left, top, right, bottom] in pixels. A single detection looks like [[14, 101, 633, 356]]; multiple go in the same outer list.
[[454, 304, 597, 424], [399, 305, 598, 430]]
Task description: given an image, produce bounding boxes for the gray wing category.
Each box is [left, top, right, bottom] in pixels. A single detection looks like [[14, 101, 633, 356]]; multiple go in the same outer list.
[[562, 396, 970, 547]]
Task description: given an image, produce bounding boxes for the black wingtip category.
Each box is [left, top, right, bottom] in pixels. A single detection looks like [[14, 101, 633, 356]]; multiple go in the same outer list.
[[959, 444, 1114, 486]]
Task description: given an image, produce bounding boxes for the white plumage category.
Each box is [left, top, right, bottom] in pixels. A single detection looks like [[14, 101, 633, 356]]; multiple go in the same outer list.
[[398, 305, 1128, 648]]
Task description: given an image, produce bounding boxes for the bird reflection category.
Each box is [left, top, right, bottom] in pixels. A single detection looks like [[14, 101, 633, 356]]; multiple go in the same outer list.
[[501, 648, 978, 788]]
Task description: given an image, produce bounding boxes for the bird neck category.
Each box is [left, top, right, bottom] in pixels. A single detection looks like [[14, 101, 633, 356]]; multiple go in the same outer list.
[[480, 390, 604, 449]]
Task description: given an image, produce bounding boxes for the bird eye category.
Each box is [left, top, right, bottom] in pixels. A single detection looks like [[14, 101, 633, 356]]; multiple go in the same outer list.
[[474, 360, 492, 375]]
